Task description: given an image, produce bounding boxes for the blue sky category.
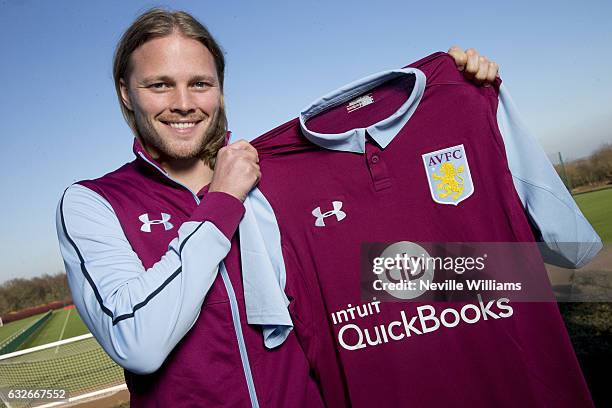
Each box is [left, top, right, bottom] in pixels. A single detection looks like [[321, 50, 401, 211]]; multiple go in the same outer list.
[[1, 0, 611, 283]]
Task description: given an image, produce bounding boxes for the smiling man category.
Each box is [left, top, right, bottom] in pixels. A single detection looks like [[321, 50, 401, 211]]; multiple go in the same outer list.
[[114, 13, 258, 198], [56, 8, 501, 407], [120, 32, 223, 171]]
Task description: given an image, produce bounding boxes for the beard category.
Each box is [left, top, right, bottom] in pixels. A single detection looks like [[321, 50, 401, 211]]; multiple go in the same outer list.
[[134, 105, 226, 163]]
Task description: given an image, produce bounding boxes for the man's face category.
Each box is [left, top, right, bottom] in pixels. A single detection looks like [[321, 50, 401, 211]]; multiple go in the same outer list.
[[120, 32, 222, 161]]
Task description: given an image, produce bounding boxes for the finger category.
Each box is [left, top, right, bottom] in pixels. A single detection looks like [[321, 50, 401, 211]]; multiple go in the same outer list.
[[229, 139, 256, 153], [246, 149, 260, 164], [252, 164, 262, 183], [464, 48, 480, 77], [227, 139, 250, 150], [474, 56, 490, 83], [216, 145, 230, 159], [245, 145, 260, 162], [236, 147, 260, 164], [486, 61, 499, 82], [447, 45, 467, 71]]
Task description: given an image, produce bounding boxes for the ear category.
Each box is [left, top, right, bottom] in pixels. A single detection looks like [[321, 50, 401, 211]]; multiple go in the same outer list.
[[119, 78, 133, 111]]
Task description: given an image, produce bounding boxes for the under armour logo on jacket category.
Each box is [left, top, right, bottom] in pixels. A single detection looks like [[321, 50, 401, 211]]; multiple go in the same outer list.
[[139, 213, 174, 232], [312, 201, 346, 227]]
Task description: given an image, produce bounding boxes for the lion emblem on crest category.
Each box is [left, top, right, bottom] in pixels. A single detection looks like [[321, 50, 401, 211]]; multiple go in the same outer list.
[[432, 162, 465, 200]]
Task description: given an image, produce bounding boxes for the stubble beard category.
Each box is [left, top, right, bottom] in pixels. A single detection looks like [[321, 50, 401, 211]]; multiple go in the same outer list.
[[135, 107, 224, 162]]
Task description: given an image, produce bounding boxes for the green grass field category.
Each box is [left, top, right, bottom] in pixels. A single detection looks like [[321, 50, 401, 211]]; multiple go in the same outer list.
[[17, 308, 89, 350], [0, 309, 120, 406], [574, 187, 612, 243], [0, 312, 46, 345], [0, 308, 89, 354]]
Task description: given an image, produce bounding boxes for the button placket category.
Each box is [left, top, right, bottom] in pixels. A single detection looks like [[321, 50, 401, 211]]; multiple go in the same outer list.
[[365, 142, 392, 191]]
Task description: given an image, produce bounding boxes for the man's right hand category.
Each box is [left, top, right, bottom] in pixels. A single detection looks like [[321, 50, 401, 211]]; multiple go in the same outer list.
[[209, 140, 261, 202]]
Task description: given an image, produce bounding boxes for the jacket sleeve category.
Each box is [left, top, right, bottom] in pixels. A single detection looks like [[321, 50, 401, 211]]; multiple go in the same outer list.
[[56, 184, 244, 374], [496, 83, 602, 268]]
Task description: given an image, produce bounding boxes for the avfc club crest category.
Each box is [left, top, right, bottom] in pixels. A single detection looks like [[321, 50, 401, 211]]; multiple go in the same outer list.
[[422, 144, 474, 206]]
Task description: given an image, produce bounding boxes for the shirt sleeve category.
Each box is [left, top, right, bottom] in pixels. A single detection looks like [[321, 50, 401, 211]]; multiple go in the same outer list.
[[496, 83, 602, 268], [56, 184, 244, 374], [240, 189, 293, 349]]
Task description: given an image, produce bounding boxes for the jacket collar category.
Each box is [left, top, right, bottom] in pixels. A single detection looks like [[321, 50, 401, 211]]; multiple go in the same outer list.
[[132, 138, 170, 175], [131, 138, 209, 200]]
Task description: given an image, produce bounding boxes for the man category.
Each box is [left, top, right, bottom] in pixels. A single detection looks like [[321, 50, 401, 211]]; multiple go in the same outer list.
[[56, 8, 501, 407]]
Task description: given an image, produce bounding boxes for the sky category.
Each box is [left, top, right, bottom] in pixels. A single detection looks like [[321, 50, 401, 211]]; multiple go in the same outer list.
[[1, 0, 611, 283]]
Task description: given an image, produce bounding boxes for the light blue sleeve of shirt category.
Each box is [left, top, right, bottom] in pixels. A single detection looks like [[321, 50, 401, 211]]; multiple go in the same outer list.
[[240, 189, 293, 348], [56, 184, 230, 374], [496, 84, 602, 268]]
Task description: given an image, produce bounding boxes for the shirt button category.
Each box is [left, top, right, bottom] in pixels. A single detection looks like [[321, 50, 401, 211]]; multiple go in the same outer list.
[[371, 155, 380, 164]]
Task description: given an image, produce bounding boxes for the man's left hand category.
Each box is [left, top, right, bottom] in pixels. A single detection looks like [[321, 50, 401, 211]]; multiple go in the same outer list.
[[448, 46, 499, 86]]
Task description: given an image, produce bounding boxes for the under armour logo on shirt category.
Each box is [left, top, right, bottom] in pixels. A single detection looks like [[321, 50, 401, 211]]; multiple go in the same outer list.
[[139, 213, 174, 232], [312, 201, 346, 227]]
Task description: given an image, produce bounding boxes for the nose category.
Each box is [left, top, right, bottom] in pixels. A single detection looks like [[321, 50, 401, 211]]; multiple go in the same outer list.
[[170, 86, 195, 114]]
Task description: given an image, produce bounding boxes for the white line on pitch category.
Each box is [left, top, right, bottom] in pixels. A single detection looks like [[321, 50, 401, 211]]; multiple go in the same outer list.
[[55, 309, 72, 354]]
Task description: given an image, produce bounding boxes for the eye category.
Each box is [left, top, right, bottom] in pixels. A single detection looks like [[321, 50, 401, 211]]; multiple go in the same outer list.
[[149, 82, 169, 89], [193, 81, 211, 89]]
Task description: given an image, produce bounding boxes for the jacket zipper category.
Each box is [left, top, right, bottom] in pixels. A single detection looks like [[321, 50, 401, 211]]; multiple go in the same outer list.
[[137, 151, 260, 408]]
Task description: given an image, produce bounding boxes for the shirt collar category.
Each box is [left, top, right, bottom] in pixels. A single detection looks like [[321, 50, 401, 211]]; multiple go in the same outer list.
[[299, 67, 426, 153]]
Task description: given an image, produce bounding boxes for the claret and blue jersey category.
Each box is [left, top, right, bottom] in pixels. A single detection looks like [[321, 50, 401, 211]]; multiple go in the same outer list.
[[236, 52, 601, 407]]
